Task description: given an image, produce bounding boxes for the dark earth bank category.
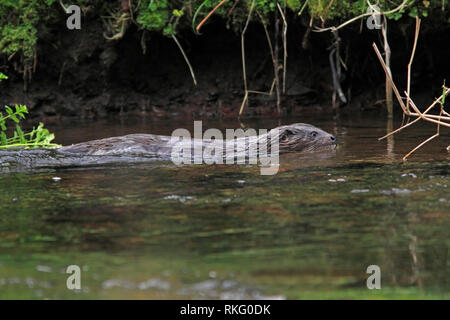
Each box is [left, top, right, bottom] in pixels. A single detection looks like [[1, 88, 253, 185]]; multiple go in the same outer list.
[[1, 12, 450, 121]]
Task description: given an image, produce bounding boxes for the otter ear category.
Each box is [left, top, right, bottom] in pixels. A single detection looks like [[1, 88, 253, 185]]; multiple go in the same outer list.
[[280, 129, 294, 142]]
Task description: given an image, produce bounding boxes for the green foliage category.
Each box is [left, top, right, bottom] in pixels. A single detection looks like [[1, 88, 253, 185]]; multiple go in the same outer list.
[[0, 74, 60, 150], [134, 0, 447, 36], [253, 0, 277, 13], [305, 0, 442, 21], [0, 0, 448, 71], [0, 1, 40, 63], [0, 0, 88, 67], [173, 9, 184, 18], [137, 0, 170, 32], [0, 104, 60, 150]]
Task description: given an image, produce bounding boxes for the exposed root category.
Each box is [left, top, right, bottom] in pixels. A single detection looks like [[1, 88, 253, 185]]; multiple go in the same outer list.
[[328, 31, 347, 108], [171, 34, 198, 86], [277, 2, 288, 94], [381, 16, 393, 117], [103, 11, 130, 40], [273, 3, 281, 114], [239, 0, 256, 117], [406, 18, 421, 114]]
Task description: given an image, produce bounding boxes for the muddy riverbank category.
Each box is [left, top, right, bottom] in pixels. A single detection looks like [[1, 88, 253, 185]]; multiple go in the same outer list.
[[1, 13, 450, 121]]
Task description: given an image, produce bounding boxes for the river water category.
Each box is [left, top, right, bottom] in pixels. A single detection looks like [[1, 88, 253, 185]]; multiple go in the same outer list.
[[0, 114, 448, 299]]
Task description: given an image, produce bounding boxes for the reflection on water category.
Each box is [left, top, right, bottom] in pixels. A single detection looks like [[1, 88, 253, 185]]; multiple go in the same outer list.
[[0, 114, 448, 299]]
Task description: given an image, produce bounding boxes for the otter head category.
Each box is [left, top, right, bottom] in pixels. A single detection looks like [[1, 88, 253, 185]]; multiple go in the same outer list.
[[272, 123, 336, 153]]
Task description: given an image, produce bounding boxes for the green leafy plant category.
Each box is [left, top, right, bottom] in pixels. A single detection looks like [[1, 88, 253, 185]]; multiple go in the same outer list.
[[136, 0, 170, 32], [0, 74, 60, 150], [0, 104, 60, 150]]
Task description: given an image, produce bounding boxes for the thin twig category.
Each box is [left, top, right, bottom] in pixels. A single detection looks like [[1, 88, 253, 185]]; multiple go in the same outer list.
[[248, 78, 276, 96], [372, 43, 407, 113], [405, 92, 450, 128], [381, 16, 393, 116], [259, 12, 276, 69], [408, 113, 450, 121], [373, 16, 450, 160], [241, 0, 254, 93], [239, 91, 248, 117], [277, 2, 288, 94], [239, 0, 256, 117], [274, 3, 281, 114], [172, 34, 197, 86], [196, 0, 228, 33], [406, 17, 421, 113], [298, 0, 309, 16], [329, 32, 347, 106], [59, 0, 67, 12], [239, 9, 278, 118], [227, 0, 240, 16], [380, 87, 450, 140], [378, 117, 420, 140], [402, 133, 439, 161]]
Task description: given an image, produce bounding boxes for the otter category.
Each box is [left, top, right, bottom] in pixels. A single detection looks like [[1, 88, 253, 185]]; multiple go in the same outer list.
[[58, 123, 336, 156], [0, 123, 336, 171]]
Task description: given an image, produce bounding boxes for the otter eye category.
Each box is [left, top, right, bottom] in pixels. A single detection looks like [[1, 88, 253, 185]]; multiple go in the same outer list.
[[310, 131, 318, 138]]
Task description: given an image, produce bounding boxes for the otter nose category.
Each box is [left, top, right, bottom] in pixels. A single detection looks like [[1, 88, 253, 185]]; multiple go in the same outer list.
[[330, 135, 336, 142]]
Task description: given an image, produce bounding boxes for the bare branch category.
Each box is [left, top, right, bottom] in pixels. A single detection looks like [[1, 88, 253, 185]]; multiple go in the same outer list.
[[172, 34, 197, 86]]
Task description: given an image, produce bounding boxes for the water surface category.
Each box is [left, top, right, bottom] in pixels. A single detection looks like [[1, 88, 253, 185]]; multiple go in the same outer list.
[[0, 114, 448, 299]]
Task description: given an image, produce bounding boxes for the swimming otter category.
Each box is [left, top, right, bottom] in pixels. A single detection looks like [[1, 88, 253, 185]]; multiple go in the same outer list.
[[0, 123, 336, 171], [58, 123, 336, 156]]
